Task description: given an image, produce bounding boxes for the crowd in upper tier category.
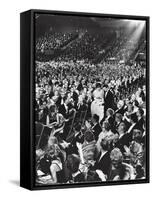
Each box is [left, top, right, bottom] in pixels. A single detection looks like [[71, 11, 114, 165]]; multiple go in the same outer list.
[[36, 30, 146, 63]]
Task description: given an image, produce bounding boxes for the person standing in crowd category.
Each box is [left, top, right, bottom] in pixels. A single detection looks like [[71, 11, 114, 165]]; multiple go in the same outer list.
[[91, 83, 105, 122], [91, 114, 102, 141], [103, 84, 115, 115]]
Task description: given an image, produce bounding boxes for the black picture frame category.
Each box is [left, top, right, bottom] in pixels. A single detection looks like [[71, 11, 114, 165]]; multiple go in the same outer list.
[[20, 9, 150, 190]]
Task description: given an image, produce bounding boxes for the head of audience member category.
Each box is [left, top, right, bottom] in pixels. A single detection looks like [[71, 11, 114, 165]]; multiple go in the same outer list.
[[96, 82, 101, 89], [110, 148, 123, 169], [130, 114, 138, 125], [103, 84, 109, 92], [125, 98, 130, 106], [142, 85, 146, 94], [133, 100, 139, 108], [131, 94, 136, 102], [136, 108, 144, 119], [50, 104, 57, 114], [100, 136, 110, 152], [106, 108, 114, 118], [132, 129, 143, 143], [66, 154, 81, 174], [54, 90, 59, 97], [63, 95, 69, 105], [46, 144, 60, 158], [118, 122, 126, 136], [138, 87, 142, 95], [92, 114, 99, 125], [48, 136, 58, 147], [102, 121, 111, 132], [127, 102, 134, 113], [117, 100, 124, 110], [84, 130, 95, 144], [74, 123, 82, 134], [129, 140, 143, 158], [61, 90, 66, 98], [115, 113, 122, 124]]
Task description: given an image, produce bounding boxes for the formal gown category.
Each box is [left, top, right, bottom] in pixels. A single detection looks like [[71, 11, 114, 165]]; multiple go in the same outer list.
[[91, 88, 104, 121]]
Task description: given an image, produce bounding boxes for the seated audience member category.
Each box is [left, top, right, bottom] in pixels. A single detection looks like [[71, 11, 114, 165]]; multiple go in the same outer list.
[[135, 108, 145, 132], [97, 121, 114, 152], [123, 102, 134, 126], [126, 114, 138, 145], [133, 100, 139, 113], [83, 130, 95, 145], [58, 95, 70, 119], [65, 154, 85, 183], [94, 136, 111, 177], [115, 100, 125, 115], [81, 140, 103, 182], [108, 148, 135, 181], [124, 134, 145, 179], [114, 113, 123, 133], [105, 108, 115, 132], [115, 122, 129, 152], [36, 144, 63, 184]]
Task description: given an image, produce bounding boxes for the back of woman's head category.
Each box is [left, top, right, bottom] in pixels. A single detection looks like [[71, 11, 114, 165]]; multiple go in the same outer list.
[[66, 154, 80, 174], [102, 121, 110, 131]]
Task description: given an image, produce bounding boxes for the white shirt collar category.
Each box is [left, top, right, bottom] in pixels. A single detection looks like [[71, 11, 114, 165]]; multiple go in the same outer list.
[[127, 123, 136, 133], [99, 150, 107, 161]]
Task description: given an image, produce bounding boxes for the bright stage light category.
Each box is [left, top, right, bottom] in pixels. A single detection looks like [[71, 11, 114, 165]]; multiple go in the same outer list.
[[122, 19, 145, 28]]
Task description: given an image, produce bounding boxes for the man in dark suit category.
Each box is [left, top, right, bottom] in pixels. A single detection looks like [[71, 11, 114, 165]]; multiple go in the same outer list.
[[94, 136, 111, 177], [114, 113, 123, 133], [58, 95, 76, 140], [104, 84, 114, 112], [115, 100, 126, 116], [135, 108, 145, 133], [92, 114, 102, 141], [125, 113, 138, 146], [105, 108, 115, 132], [115, 122, 129, 152], [58, 96, 70, 119]]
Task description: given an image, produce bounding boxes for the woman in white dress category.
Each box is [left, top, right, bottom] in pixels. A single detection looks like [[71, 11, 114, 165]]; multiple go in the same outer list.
[[91, 83, 104, 122]]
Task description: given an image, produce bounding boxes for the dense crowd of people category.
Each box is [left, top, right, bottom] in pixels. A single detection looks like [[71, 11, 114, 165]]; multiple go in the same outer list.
[[35, 60, 146, 185], [36, 31, 78, 53], [36, 30, 146, 64], [35, 29, 146, 185]]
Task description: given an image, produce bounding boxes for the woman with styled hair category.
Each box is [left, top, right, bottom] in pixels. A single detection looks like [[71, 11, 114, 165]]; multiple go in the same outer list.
[[97, 121, 115, 152], [36, 142, 64, 184], [108, 148, 135, 181]]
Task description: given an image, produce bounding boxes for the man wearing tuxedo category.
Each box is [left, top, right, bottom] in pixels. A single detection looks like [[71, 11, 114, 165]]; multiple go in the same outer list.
[[115, 100, 126, 116], [135, 108, 145, 133], [94, 136, 111, 177], [115, 122, 129, 152], [105, 108, 115, 132], [92, 114, 102, 141], [103, 84, 115, 113], [114, 113, 123, 133], [58, 95, 70, 119], [125, 113, 138, 146], [58, 95, 76, 140]]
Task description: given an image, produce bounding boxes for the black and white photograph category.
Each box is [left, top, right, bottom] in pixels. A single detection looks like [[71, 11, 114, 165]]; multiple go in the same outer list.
[[34, 12, 149, 187], [0, 0, 153, 197]]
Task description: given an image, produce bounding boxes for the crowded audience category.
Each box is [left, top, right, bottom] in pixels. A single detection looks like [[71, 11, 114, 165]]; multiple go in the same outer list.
[[35, 29, 146, 185]]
